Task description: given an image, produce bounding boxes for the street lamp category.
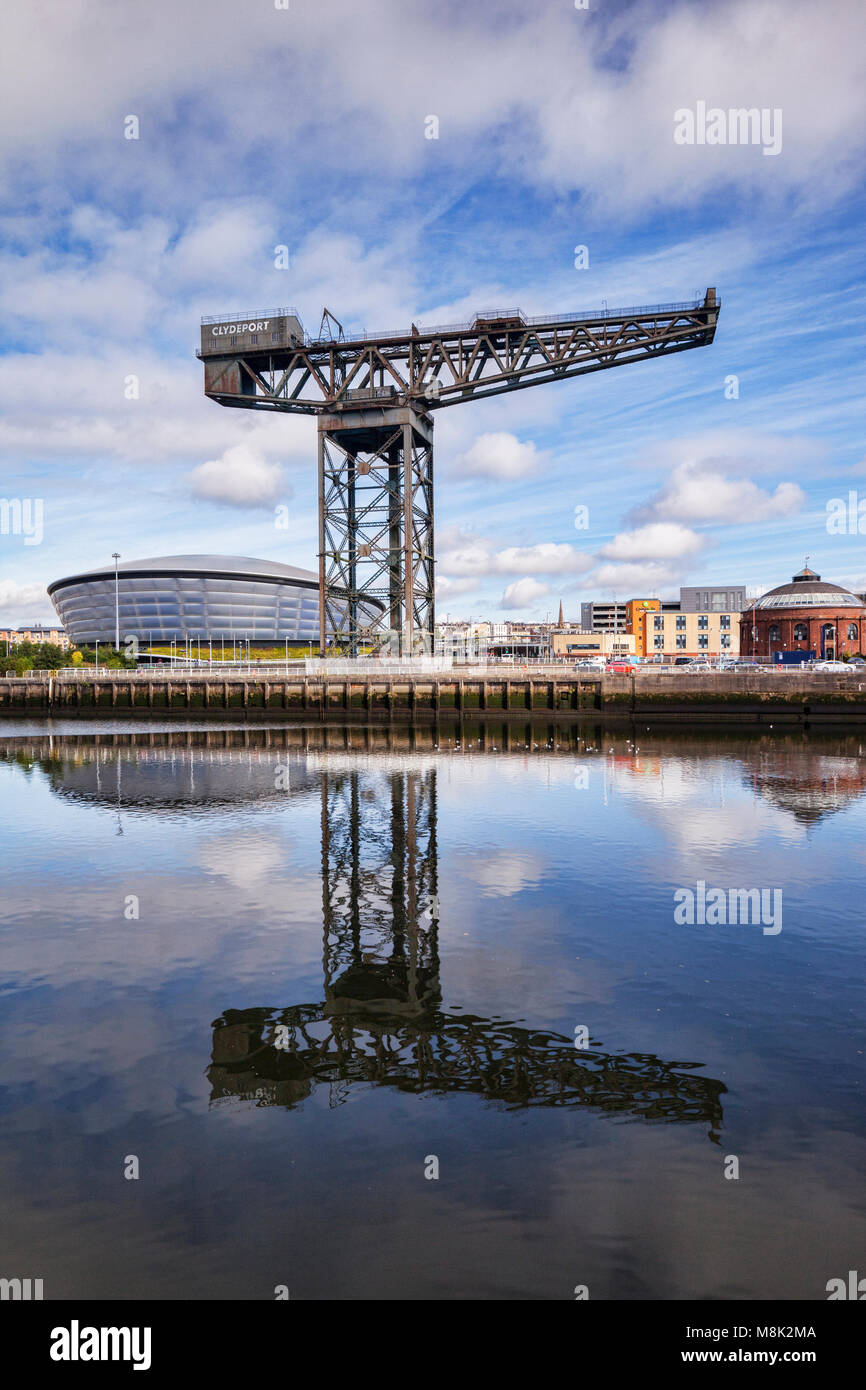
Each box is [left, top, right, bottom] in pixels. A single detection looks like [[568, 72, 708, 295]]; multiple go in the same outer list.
[[112, 553, 121, 651]]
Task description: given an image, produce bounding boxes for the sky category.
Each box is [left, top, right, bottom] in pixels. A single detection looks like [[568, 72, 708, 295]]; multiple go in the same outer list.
[[1, 0, 865, 625]]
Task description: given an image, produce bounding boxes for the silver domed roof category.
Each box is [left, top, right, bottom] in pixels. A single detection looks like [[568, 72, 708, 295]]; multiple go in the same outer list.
[[48, 555, 317, 593], [753, 566, 864, 611]]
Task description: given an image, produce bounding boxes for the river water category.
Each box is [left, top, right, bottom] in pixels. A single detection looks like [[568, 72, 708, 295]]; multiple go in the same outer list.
[[1, 719, 863, 1300]]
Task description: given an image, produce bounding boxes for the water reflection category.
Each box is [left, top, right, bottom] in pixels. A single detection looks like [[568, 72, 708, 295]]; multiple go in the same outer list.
[[35, 740, 320, 812], [7, 722, 866, 833], [0, 727, 733, 1139], [209, 1005, 727, 1132], [211, 763, 725, 1136], [8, 724, 866, 1125], [744, 749, 866, 825], [3, 721, 866, 1298]]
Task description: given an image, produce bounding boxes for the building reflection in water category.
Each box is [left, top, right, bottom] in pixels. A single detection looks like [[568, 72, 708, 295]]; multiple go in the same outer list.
[[744, 750, 866, 826]]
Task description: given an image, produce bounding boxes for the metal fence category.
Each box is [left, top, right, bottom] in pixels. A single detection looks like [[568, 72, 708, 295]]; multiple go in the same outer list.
[[304, 657, 455, 675], [199, 300, 706, 354], [325, 301, 702, 346]]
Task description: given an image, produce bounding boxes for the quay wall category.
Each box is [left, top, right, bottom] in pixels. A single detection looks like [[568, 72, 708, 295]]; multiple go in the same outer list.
[[4, 671, 866, 723]]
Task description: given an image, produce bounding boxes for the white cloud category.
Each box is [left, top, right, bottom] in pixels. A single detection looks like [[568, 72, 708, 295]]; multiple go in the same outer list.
[[600, 522, 706, 562], [189, 445, 286, 508], [495, 543, 592, 574], [435, 575, 478, 600], [440, 539, 590, 577], [588, 561, 680, 595], [501, 576, 551, 609], [460, 432, 541, 481], [2, 1, 864, 218], [642, 459, 806, 525]]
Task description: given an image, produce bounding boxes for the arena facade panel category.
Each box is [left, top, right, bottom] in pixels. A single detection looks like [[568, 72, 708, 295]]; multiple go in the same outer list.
[[48, 554, 339, 645]]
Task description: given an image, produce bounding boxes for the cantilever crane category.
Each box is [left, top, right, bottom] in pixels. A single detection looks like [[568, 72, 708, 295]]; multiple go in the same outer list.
[[198, 289, 720, 654]]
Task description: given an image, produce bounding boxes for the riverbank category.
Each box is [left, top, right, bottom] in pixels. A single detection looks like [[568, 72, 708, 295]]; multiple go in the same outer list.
[[4, 669, 866, 722]]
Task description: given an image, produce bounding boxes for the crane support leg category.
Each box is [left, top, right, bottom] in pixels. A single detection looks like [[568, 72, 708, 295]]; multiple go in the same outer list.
[[318, 404, 434, 656]]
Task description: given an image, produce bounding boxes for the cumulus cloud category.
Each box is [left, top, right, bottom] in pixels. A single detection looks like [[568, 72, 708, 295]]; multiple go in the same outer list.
[[501, 577, 551, 609], [589, 561, 680, 595], [495, 543, 592, 574], [189, 445, 286, 508], [600, 522, 706, 562], [641, 459, 806, 525], [435, 575, 478, 600], [440, 539, 591, 577], [459, 432, 541, 481]]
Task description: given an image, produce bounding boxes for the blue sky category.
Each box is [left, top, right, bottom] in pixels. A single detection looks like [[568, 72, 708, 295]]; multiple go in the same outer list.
[[1, 0, 865, 624]]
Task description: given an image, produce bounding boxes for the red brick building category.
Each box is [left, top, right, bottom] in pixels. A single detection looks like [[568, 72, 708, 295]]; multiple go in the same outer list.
[[741, 565, 866, 661]]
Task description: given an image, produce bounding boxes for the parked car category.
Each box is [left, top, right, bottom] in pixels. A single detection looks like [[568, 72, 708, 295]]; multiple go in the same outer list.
[[811, 660, 856, 673]]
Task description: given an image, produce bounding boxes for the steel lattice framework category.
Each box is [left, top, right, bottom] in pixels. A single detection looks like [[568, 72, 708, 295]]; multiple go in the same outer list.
[[200, 291, 720, 654], [318, 408, 434, 653], [208, 758, 725, 1134], [319, 765, 440, 1018]]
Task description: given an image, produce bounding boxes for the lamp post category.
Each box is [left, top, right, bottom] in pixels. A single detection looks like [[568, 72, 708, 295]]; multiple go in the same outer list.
[[112, 553, 121, 651]]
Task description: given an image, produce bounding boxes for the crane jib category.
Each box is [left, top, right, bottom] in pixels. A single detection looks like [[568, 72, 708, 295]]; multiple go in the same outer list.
[[198, 289, 720, 657]]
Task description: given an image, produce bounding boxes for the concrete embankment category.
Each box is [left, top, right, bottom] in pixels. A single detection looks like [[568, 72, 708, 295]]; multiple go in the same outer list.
[[4, 670, 866, 722]]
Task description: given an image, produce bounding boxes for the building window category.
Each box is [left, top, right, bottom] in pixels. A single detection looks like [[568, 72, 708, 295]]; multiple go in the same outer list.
[[720, 614, 730, 629], [698, 634, 708, 648], [794, 622, 808, 641], [250, 334, 258, 345], [676, 634, 687, 649], [654, 635, 665, 649], [676, 615, 686, 630], [698, 614, 708, 629], [721, 634, 731, 648], [768, 624, 780, 642], [848, 623, 858, 641], [654, 615, 664, 630]]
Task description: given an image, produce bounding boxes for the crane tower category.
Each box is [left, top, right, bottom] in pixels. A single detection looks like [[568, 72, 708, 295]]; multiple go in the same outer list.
[[198, 290, 720, 655]]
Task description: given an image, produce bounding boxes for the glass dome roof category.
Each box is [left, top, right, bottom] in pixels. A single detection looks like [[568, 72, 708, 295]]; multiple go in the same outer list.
[[753, 566, 864, 610]]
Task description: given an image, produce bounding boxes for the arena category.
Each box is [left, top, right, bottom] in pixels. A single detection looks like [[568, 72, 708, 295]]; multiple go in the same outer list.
[[47, 554, 355, 646]]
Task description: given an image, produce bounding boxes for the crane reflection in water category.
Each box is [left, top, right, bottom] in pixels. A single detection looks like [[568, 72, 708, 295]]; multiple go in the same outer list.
[[208, 753, 727, 1142]]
